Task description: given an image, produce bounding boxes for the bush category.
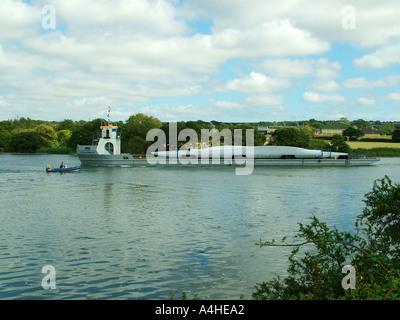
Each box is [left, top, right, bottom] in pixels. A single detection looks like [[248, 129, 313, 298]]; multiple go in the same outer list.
[[392, 128, 400, 142], [269, 128, 311, 149], [308, 139, 331, 150], [9, 130, 48, 153], [351, 148, 400, 157], [253, 176, 400, 300], [37, 146, 76, 154], [123, 136, 151, 155], [331, 134, 351, 153]]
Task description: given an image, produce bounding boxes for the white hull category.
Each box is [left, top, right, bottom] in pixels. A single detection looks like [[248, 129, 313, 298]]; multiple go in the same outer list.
[[152, 145, 349, 160]]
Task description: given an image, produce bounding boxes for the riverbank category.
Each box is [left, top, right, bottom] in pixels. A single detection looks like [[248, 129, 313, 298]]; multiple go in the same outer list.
[[351, 147, 400, 157]]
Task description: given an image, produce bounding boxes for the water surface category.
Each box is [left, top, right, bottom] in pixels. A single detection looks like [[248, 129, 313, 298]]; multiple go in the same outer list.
[[0, 154, 399, 299]]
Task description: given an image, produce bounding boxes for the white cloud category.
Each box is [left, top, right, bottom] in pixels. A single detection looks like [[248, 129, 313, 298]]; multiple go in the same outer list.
[[302, 91, 346, 103], [387, 92, 400, 101], [357, 97, 376, 106], [260, 58, 342, 91], [0, 0, 41, 42], [343, 76, 400, 89], [226, 72, 291, 93], [1, 0, 400, 122], [213, 100, 244, 110], [354, 44, 400, 70], [190, 0, 400, 48], [245, 94, 284, 106], [259, 58, 314, 78], [311, 80, 341, 92], [42, 0, 190, 37]]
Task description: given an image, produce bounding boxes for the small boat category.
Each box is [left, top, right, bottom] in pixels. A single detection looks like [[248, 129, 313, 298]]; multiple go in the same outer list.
[[46, 165, 81, 172]]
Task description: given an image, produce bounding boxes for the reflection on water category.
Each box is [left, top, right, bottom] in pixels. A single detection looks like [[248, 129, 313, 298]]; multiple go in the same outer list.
[[0, 154, 399, 299]]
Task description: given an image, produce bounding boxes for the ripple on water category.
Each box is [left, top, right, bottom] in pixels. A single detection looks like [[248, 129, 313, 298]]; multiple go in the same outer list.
[[0, 155, 399, 299]]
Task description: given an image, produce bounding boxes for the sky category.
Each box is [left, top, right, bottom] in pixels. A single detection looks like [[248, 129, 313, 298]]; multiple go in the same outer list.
[[1, 0, 400, 123]]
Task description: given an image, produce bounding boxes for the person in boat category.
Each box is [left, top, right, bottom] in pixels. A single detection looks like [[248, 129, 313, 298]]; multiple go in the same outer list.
[[60, 162, 64, 168]]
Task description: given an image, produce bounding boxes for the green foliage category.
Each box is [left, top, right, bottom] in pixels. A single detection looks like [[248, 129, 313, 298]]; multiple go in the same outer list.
[[123, 136, 151, 154], [253, 176, 400, 300], [37, 146, 76, 154], [379, 122, 397, 135], [308, 139, 331, 151], [354, 119, 372, 129], [35, 124, 58, 147], [0, 129, 12, 150], [342, 126, 365, 141], [234, 124, 266, 146], [1, 115, 398, 155], [124, 113, 163, 141], [392, 128, 400, 142], [357, 177, 400, 265], [330, 134, 351, 153], [269, 127, 311, 148], [351, 148, 400, 157], [57, 130, 72, 147], [57, 119, 75, 131], [67, 119, 104, 148], [9, 130, 48, 153]]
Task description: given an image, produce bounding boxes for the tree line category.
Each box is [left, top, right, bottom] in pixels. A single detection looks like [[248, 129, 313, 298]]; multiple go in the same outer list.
[[0, 114, 267, 154], [0, 114, 399, 154]]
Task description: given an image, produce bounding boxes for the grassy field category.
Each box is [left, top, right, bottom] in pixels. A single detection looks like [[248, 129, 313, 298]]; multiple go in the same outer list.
[[318, 135, 400, 156], [346, 141, 400, 149]]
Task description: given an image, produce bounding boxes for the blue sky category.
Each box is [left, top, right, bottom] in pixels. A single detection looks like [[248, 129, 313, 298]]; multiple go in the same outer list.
[[1, 0, 400, 122]]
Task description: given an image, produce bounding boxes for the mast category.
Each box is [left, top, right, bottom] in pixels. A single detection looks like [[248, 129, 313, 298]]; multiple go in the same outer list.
[[107, 106, 111, 126]]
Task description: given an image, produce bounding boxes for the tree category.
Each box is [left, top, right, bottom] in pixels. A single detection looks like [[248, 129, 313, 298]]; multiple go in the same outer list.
[[124, 136, 151, 154], [269, 127, 311, 148], [57, 130, 72, 147], [342, 126, 364, 141], [339, 117, 351, 125], [357, 176, 400, 265], [354, 119, 371, 129], [308, 119, 324, 131], [392, 127, 400, 142], [35, 124, 58, 147], [57, 119, 75, 131], [124, 113, 163, 141], [331, 134, 351, 153], [67, 119, 104, 148], [9, 131, 47, 153], [379, 122, 396, 135], [0, 129, 12, 150], [253, 176, 400, 300], [234, 124, 266, 146]]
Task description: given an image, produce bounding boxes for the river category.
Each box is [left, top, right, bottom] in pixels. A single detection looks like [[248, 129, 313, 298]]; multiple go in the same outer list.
[[0, 154, 399, 300]]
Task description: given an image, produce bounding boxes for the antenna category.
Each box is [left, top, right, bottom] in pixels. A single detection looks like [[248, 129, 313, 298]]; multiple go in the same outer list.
[[107, 106, 111, 125]]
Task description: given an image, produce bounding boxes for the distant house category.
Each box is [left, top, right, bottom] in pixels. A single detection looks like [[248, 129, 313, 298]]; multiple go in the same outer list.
[[319, 123, 350, 135], [257, 126, 269, 135], [362, 128, 387, 136], [257, 125, 301, 136]]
